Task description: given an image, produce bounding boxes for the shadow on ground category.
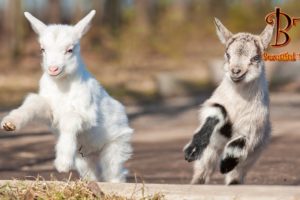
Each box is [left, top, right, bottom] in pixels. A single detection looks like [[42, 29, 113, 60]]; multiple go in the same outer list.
[[0, 93, 300, 185]]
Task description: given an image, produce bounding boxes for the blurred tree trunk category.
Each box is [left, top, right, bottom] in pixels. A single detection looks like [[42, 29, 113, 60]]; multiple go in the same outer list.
[[93, 0, 104, 25], [149, 0, 169, 27], [73, 0, 84, 23], [134, 0, 151, 33], [169, 0, 186, 21], [4, 0, 24, 61], [103, 0, 121, 36], [48, 0, 61, 23], [72, 0, 104, 24], [0, 7, 4, 33], [209, 0, 228, 18]]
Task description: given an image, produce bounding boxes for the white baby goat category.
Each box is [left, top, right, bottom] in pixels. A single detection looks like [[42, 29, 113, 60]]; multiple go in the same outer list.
[[184, 18, 273, 185], [1, 10, 133, 182]]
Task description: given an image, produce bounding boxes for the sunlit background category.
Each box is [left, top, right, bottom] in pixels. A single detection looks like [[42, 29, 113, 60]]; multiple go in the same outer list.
[[0, 0, 300, 185], [0, 0, 299, 107]]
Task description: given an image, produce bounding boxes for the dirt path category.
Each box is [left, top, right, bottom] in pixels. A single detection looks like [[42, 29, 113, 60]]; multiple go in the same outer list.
[[0, 92, 300, 185]]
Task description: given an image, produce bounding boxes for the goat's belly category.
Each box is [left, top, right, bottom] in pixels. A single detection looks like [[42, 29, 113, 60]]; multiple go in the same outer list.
[[77, 127, 108, 151]]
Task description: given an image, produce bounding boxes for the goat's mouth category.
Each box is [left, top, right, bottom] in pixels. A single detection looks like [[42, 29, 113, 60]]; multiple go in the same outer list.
[[230, 72, 247, 83], [48, 70, 63, 77]]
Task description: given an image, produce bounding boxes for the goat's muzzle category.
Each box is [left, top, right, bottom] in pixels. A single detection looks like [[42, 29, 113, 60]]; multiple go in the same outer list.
[[230, 72, 247, 82], [48, 66, 62, 76]]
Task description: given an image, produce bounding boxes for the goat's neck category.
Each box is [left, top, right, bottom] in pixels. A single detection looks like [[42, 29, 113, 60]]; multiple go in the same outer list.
[[228, 67, 268, 103]]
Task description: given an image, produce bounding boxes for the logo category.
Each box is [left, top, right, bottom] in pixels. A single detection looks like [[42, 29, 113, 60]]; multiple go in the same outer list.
[[264, 7, 300, 61]]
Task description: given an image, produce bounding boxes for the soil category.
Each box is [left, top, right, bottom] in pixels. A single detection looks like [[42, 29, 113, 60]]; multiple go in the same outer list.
[[0, 92, 300, 185]]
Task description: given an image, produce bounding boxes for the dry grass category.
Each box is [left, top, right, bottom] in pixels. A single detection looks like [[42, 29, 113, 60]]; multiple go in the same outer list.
[[0, 176, 165, 200]]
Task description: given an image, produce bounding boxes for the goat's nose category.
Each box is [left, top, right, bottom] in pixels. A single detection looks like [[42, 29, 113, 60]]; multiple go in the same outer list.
[[49, 66, 59, 72], [232, 68, 241, 75]]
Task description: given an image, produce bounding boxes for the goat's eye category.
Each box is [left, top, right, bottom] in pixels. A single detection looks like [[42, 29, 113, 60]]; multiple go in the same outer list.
[[41, 48, 45, 53], [66, 49, 73, 54], [251, 55, 261, 62], [225, 52, 230, 60]]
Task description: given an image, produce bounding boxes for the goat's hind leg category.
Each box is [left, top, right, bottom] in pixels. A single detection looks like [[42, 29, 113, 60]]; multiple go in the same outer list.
[[184, 104, 232, 184], [75, 154, 100, 181], [191, 145, 222, 184], [99, 134, 132, 183], [76, 136, 132, 182]]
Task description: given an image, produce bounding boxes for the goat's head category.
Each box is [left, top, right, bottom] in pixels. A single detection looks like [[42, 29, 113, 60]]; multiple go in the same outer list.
[[214, 18, 274, 84], [24, 10, 96, 79]]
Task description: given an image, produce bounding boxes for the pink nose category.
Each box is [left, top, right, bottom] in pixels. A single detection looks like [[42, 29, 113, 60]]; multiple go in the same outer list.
[[49, 66, 59, 72]]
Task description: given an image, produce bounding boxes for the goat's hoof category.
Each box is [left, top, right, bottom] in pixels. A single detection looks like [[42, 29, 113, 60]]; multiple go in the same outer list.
[[2, 121, 16, 131], [54, 157, 73, 173], [184, 144, 200, 162], [228, 180, 240, 185], [191, 177, 205, 185]]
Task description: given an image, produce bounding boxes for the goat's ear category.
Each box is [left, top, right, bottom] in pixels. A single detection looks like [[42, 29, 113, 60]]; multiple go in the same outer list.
[[260, 23, 274, 50], [24, 12, 47, 35], [74, 10, 96, 39], [214, 18, 233, 44]]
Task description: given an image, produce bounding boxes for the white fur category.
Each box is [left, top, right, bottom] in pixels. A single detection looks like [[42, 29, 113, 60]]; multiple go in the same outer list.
[[1, 10, 133, 182], [200, 106, 227, 128], [186, 18, 273, 185]]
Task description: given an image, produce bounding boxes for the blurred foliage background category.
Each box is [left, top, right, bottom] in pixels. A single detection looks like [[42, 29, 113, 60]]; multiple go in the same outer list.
[[0, 0, 300, 107]]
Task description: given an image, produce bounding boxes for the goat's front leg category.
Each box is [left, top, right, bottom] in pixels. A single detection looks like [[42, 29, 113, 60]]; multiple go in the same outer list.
[[54, 113, 82, 173], [184, 104, 230, 162], [184, 104, 232, 184], [1, 93, 51, 131]]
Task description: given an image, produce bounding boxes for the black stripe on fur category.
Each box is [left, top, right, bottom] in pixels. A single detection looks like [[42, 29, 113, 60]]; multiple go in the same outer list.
[[220, 156, 239, 174], [184, 117, 219, 162], [212, 103, 227, 118], [220, 122, 232, 138], [212, 103, 232, 138], [228, 137, 246, 149]]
